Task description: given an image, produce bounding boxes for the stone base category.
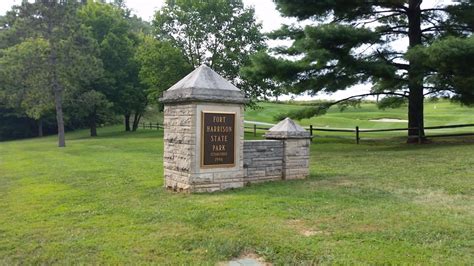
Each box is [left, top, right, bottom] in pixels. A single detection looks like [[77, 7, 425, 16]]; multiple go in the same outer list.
[[165, 177, 244, 193], [164, 167, 245, 193]]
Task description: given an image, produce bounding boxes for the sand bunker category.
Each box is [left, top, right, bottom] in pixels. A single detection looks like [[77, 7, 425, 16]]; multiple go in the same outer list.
[[370, 118, 408, 123]]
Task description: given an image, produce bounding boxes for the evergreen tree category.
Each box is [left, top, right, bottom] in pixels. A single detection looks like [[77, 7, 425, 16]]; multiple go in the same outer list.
[[0, 0, 102, 146], [0, 38, 53, 137], [246, 0, 474, 141]]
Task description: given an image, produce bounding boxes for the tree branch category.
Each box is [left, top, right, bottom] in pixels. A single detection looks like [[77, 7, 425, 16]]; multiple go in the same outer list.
[[329, 92, 408, 107], [420, 8, 448, 13], [376, 25, 409, 35], [422, 25, 472, 33], [376, 50, 409, 70], [357, 13, 403, 26]]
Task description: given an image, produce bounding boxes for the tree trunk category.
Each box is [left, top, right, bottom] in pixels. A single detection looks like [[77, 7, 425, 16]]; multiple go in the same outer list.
[[53, 87, 66, 147], [38, 118, 43, 137], [48, 19, 65, 147], [125, 114, 131, 131], [407, 0, 425, 143], [132, 112, 142, 132], [90, 114, 97, 137]]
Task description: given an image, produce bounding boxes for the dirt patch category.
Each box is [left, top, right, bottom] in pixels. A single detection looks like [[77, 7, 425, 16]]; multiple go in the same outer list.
[[219, 251, 271, 266], [301, 229, 326, 236], [286, 219, 330, 237], [394, 188, 473, 213], [413, 190, 471, 207]]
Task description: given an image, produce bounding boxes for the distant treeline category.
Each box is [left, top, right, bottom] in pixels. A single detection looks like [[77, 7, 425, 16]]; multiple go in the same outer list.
[[0, 0, 267, 143]]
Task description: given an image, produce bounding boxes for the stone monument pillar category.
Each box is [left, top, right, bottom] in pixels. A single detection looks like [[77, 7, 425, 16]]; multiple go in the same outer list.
[[265, 118, 311, 180], [160, 65, 247, 192]]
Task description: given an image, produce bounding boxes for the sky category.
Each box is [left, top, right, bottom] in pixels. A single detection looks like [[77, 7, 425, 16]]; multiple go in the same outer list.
[[0, 0, 442, 101], [0, 0, 293, 32]]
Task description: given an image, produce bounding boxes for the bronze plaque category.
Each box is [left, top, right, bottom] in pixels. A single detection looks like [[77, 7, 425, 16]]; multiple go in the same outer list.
[[201, 111, 235, 167]]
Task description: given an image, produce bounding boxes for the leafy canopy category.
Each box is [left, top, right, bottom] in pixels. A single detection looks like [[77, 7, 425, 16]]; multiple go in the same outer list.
[[153, 0, 266, 99], [135, 34, 192, 102]]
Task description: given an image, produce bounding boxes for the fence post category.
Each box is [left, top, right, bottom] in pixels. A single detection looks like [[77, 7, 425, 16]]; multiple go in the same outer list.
[[142, 122, 144, 129], [157, 122, 159, 130], [253, 124, 257, 137], [356, 126, 360, 144], [149, 122, 152, 129], [310, 125, 313, 142], [418, 125, 423, 144]]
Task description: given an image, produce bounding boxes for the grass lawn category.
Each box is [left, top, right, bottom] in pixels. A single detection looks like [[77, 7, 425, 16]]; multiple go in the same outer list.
[[0, 102, 473, 264], [245, 100, 474, 139]]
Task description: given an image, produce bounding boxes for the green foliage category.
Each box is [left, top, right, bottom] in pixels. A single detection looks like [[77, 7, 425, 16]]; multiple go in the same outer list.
[[153, 0, 266, 99], [239, 51, 294, 100], [78, 1, 142, 116], [248, 0, 474, 131], [273, 98, 364, 121], [0, 38, 52, 120], [377, 96, 407, 110], [274, 105, 329, 122], [0, 1, 103, 144], [67, 90, 113, 124], [135, 35, 192, 102], [407, 36, 474, 105], [0, 107, 39, 140]]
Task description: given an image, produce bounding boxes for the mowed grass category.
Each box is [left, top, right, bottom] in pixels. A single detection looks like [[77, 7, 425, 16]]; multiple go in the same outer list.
[[0, 101, 473, 264], [245, 100, 474, 138]]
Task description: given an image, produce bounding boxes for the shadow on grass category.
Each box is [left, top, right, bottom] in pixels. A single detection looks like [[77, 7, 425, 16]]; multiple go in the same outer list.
[[68, 128, 163, 141], [185, 173, 399, 209]]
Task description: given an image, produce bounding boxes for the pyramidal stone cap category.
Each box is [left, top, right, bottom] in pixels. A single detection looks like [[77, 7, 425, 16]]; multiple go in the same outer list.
[[160, 64, 247, 104], [265, 117, 311, 139]]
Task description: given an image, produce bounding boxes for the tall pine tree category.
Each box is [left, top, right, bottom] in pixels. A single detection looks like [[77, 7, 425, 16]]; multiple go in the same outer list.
[[0, 0, 102, 147], [246, 0, 473, 142]]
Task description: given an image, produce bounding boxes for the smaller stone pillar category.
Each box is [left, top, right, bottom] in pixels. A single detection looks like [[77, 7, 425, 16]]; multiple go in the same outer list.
[[265, 118, 311, 180]]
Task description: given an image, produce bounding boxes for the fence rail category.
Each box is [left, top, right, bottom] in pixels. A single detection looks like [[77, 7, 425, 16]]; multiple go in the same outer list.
[[141, 122, 164, 130], [142, 121, 474, 144], [243, 122, 474, 144]]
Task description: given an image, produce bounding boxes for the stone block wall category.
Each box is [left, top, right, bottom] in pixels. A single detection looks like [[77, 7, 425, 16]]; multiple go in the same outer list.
[[162, 103, 309, 192], [163, 103, 196, 191], [161, 65, 313, 193], [189, 103, 245, 193], [243, 140, 283, 183], [164, 103, 245, 193], [282, 139, 311, 180]]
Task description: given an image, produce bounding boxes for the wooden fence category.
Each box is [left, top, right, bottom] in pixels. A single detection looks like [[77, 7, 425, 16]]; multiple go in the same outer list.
[[243, 123, 474, 144], [141, 122, 164, 130], [141, 121, 474, 144]]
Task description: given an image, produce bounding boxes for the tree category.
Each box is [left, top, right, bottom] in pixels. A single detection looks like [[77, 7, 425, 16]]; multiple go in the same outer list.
[[0, 38, 53, 137], [135, 34, 192, 113], [246, 0, 474, 142], [79, 1, 145, 132], [67, 90, 113, 137], [407, 36, 474, 105], [0, 1, 102, 146], [153, 0, 266, 99]]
